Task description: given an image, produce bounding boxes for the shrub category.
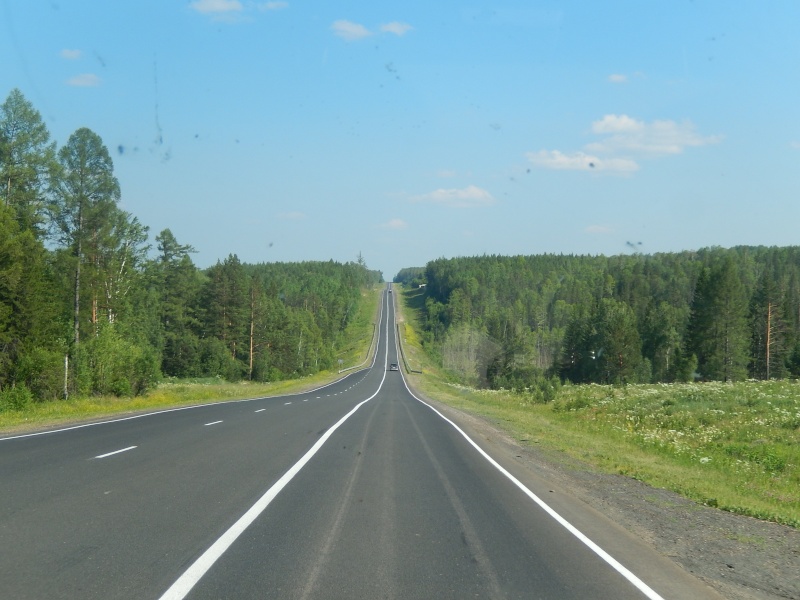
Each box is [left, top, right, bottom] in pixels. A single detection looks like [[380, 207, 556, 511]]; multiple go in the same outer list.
[[15, 347, 65, 400], [0, 384, 34, 411]]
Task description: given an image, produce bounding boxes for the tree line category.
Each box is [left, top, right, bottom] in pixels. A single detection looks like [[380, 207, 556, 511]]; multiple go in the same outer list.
[[0, 88, 381, 406], [403, 247, 800, 388]]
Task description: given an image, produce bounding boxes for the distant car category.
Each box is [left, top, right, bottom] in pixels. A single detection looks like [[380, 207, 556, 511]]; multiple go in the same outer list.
[[388, 289, 392, 293], [389, 363, 399, 371]]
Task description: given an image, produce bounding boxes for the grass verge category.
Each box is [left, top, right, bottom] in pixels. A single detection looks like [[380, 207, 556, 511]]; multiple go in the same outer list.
[[398, 286, 800, 528]]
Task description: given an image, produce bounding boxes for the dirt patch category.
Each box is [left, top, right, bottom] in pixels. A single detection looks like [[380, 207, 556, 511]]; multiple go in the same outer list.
[[416, 387, 800, 600]]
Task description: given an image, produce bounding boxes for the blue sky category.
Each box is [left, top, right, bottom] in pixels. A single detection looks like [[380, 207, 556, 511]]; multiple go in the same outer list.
[[2, 1, 799, 279]]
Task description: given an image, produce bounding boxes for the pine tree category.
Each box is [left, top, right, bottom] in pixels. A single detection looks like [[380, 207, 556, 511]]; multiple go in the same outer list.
[[48, 128, 120, 393], [749, 269, 787, 379], [155, 229, 201, 377], [0, 89, 56, 236], [594, 298, 642, 384], [688, 257, 749, 381]]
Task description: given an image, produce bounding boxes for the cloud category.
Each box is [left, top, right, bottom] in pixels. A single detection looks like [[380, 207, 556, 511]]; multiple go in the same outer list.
[[380, 21, 413, 36], [279, 211, 306, 220], [591, 114, 642, 134], [527, 150, 639, 173], [60, 49, 82, 60], [332, 20, 372, 41], [190, 0, 242, 14], [585, 224, 614, 234], [381, 218, 408, 230], [66, 73, 101, 87], [587, 114, 722, 156], [258, 1, 287, 10], [608, 74, 628, 84], [411, 185, 495, 208], [529, 114, 720, 174]]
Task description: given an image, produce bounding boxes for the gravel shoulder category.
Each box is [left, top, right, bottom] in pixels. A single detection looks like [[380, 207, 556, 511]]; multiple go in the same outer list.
[[411, 381, 800, 600]]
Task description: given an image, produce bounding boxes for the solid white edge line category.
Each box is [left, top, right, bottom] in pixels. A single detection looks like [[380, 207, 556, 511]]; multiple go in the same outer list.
[[94, 446, 137, 459], [157, 287, 392, 600], [255, 409, 266, 413], [393, 315, 664, 600], [204, 421, 223, 426]]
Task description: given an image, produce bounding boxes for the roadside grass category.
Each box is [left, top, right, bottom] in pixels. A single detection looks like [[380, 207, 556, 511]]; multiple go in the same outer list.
[[335, 286, 383, 370], [0, 287, 383, 435], [398, 287, 800, 528]]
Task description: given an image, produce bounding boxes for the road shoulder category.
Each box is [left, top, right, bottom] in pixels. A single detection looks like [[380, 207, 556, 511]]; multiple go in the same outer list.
[[406, 378, 799, 600]]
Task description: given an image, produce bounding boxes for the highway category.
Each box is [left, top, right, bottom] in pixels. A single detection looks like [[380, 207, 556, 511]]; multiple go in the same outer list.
[[0, 289, 722, 599]]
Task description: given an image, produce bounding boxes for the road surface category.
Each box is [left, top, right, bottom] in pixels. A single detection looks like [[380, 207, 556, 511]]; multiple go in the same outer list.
[[0, 289, 721, 599]]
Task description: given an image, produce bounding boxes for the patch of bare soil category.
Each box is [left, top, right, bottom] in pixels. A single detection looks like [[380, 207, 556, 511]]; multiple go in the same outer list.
[[419, 390, 800, 600]]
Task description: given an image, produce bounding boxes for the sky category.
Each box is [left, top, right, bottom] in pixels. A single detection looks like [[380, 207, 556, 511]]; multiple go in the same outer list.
[[2, 1, 799, 280]]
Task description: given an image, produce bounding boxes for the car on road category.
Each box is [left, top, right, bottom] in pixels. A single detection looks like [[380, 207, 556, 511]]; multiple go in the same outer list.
[[389, 363, 399, 371]]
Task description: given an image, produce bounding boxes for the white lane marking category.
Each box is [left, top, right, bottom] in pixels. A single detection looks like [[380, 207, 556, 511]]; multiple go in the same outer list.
[[399, 383, 665, 599], [158, 287, 392, 600], [284, 402, 292, 406], [255, 409, 266, 413], [204, 421, 223, 426], [94, 446, 137, 459], [303, 399, 308, 402]]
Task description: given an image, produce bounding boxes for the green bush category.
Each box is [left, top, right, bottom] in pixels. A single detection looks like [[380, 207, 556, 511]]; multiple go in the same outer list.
[[16, 347, 65, 400], [0, 384, 34, 411]]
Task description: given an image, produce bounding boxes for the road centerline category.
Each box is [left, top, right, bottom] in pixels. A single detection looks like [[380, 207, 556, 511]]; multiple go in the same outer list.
[[94, 446, 137, 459]]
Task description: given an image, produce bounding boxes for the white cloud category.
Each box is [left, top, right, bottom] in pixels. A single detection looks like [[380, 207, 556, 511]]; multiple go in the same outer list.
[[526, 150, 639, 173], [381, 22, 413, 36], [190, 0, 242, 14], [382, 218, 408, 230], [279, 211, 306, 220], [411, 185, 495, 208], [591, 114, 642, 134], [259, 1, 287, 10], [61, 49, 82, 60], [332, 20, 372, 41], [608, 74, 628, 84], [529, 114, 720, 175], [66, 73, 101, 87], [588, 114, 721, 156]]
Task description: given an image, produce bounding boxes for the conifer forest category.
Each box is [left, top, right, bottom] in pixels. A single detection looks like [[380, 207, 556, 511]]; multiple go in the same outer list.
[[0, 89, 381, 404], [397, 246, 800, 388]]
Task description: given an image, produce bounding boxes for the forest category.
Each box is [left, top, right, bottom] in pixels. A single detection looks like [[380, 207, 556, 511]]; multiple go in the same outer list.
[[399, 247, 800, 389], [0, 89, 381, 407]]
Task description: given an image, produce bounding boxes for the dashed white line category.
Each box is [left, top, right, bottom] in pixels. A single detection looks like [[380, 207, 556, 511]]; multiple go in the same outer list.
[[284, 402, 292, 406], [255, 409, 266, 413], [204, 421, 223, 426], [94, 446, 137, 459], [158, 382, 385, 600]]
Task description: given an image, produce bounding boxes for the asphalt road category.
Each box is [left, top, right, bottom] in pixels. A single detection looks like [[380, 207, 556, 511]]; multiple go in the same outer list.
[[0, 289, 722, 599]]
